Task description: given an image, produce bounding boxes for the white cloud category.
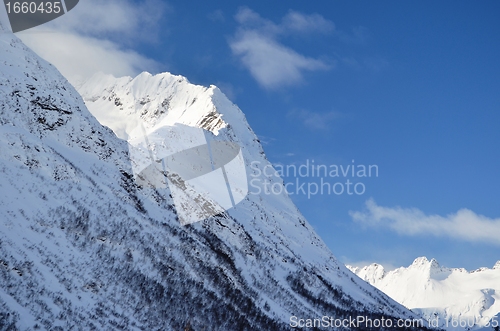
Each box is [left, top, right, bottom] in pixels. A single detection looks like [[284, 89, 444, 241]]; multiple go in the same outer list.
[[287, 109, 340, 130], [230, 8, 332, 90], [231, 31, 329, 89], [234, 7, 279, 35], [350, 199, 500, 245], [234, 8, 334, 36], [17, 0, 166, 86], [19, 31, 158, 87], [281, 11, 335, 34]]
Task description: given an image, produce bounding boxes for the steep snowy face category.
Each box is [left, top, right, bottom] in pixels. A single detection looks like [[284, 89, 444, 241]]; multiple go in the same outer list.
[[0, 37, 120, 156], [77, 70, 339, 268], [78, 69, 419, 305], [0, 31, 427, 330], [0, 30, 155, 330], [78, 72, 252, 226], [81, 69, 438, 326], [348, 258, 500, 331]]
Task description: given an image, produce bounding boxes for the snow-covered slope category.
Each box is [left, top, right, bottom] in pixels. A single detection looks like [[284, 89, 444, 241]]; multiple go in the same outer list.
[[348, 258, 500, 331], [1, 27, 427, 330]]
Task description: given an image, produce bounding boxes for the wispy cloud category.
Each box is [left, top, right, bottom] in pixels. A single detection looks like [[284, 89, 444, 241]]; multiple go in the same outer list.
[[230, 8, 333, 90], [350, 199, 500, 245], [207, 9, 225, 23], [19, 31, 159, 87], [281, 11, 335, 34], [288, 109, 341, 130], [17, 0, 167, 86], [231, 32, 329, 90], [234, 7, 334, 36]]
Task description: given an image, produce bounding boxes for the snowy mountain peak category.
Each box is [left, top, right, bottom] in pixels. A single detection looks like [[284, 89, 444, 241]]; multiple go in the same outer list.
[[408, 257, 444, 275], [411, 256, 430, 267], [350, 258, 500, 331], [78, 71, 229, 139], [347, 263, 386, 284], [494, 261, 500, 270]]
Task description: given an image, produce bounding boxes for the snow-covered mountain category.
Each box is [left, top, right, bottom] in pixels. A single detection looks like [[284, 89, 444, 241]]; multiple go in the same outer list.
[[0, 25, 430, 330], [348, 258, 500, 331]]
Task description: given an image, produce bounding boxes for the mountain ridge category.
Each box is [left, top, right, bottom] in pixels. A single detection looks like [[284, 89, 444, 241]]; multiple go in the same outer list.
[[348, 257, 500, 331], [0, 30, 429, 330]]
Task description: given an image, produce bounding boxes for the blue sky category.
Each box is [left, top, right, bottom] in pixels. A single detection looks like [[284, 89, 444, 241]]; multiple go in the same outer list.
[[11, 0, 500, 270]]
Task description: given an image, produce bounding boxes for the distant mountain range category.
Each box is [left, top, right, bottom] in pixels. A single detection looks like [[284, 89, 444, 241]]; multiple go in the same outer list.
[[348, 257, 500, 331]]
